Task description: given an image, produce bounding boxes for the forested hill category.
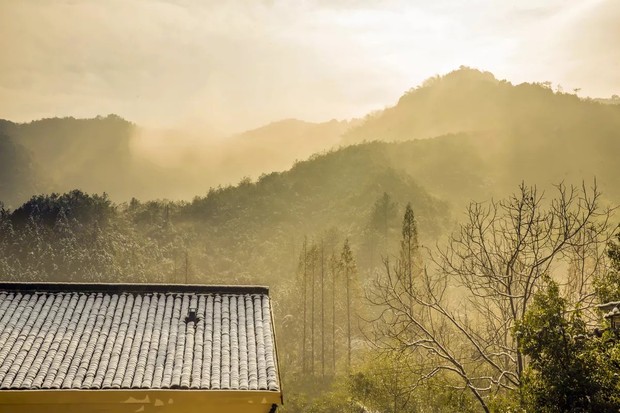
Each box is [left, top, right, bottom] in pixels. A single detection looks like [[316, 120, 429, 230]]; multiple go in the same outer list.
[[0, 142, 450, 284], [344, 67, 620, 144], [344, 67, 620, 200], [0, 115, 160, 207], [2, 67, 620, 207], [0, 115, 355, 207]]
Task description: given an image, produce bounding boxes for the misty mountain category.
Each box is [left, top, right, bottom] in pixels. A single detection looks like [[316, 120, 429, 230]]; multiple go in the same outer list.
[[0, 133, 40, 208], [344, 67, 620, 200], [177, 142, 450, 281], [344, 67, 620, 144], [0, 115, 146, 205], [0, 115, 134, 180], [2, 67, 620, 207], [0, 115, 357, 205], [223, 118, 356, 175], [0, 141, 450, 283]]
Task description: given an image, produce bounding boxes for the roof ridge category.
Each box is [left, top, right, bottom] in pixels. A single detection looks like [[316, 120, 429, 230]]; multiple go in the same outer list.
[[0, 283, 270, 295]]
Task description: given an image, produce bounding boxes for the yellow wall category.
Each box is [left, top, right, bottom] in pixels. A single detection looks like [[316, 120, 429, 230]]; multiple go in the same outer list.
[[0, 389, 282, 413]]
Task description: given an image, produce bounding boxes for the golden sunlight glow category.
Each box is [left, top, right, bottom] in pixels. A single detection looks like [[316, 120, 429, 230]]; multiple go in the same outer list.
[[0, 0, 618, 133]]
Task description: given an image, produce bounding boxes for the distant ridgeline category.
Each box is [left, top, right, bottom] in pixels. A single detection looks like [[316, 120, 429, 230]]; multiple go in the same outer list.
[[2, 68, 620, 209], [0, 115, 137, 208], [1, 68, 619, 281], [341, 67, 620, 201], [0, 140, 451, 285]]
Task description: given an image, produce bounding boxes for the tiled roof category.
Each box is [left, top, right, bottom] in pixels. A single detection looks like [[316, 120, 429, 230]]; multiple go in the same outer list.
[[0, 283, 279, 392]]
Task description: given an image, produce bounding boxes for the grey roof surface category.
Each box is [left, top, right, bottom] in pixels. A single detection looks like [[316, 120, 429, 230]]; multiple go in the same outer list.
[[0, 283, 279, 391]]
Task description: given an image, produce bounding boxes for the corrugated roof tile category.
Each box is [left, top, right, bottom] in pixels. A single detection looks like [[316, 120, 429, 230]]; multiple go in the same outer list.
[[141, 293, 164, 389], [103, 294, 134, 389], [190, 295, 205, 389], [245, 295, 259, 391], [238, 295, 249, 390], [82, 294, 118, 389], [44, 293, 87, 389], [71, 293, 109, 388], [210, 295, 222, 390], [18, 294, 65, 389], [91, 293, 124, 389], [180, 295, 196, 389], [132, 294, 157, 389], [230, 295, 240, 390], [201, 294, 214, 388], [31, 294, 75, 388]]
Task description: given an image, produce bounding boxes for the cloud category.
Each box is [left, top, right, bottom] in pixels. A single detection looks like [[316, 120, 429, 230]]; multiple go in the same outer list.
[[0, 0, 618, 131]]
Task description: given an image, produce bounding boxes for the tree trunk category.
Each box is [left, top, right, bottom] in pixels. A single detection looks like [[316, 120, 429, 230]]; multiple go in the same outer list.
[[346, 265, 351, 372], [331, 254, 336, 375], [311, 247, 315, 377], [321, 241, 325, 379], [302, 240, 307, 374]]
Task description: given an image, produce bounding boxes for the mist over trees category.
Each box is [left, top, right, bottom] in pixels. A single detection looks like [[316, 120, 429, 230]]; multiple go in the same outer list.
[[367, 182, 614, 412], [2, 67, 620, 412], [0, 115, 354, 207], [3, 67, 620, 208]]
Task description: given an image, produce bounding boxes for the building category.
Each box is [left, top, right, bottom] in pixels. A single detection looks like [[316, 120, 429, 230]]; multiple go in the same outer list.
[[0, 282, 282, 412], [598, 300, 620, 330]]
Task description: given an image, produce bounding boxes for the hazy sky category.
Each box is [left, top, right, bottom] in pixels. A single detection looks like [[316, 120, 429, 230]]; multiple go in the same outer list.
[[0, 0, 618, 133]]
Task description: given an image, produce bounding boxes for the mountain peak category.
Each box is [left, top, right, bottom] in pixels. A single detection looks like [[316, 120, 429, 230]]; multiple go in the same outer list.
[[343, 67, 617, 145]]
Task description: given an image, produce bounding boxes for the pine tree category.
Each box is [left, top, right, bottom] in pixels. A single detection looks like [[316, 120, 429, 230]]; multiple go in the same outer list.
[[400, 203, 420, 300], [371, 192, 397, 255]]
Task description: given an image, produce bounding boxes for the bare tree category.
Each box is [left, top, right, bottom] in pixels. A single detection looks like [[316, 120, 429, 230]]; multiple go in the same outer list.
[[368, 182, 613, 412]]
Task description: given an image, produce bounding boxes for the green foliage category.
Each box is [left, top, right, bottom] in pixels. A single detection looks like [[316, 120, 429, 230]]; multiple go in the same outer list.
[[280, 377, 359, 413], [596, 229, 620, 303], [0, 191, 175, 282], [516, 281, 620, 412], [349, 351, 480, 413], [11, 190, 113, 226], [401, 203, 417, 247]]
